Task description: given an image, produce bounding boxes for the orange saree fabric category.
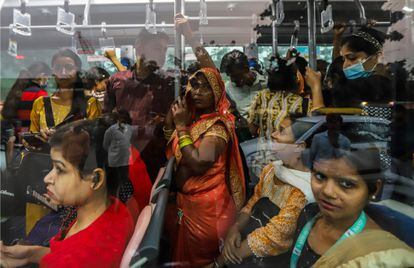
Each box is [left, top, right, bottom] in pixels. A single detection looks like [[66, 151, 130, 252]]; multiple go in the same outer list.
[[166, 68, 246, 267]]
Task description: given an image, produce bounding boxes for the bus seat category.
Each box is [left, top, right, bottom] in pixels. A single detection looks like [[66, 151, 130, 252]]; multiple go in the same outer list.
[[366, 203, 414, 248], [150, 167, 166, 201], [120, 205, 153, 268]]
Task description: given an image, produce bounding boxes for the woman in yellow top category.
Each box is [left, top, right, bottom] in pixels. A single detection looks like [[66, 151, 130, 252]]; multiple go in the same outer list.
[[30, 49, 101, 137]]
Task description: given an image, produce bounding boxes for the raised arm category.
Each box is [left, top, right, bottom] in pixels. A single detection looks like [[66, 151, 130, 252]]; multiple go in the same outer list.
[[104, 50, 127, 72], [174, 13, 216, 69], [332, 23, 346, 60], [305, 67, 325, 110]]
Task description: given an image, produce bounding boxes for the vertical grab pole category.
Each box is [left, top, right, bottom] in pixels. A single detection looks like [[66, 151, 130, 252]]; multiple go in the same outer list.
[[272, 21, 278, 56], [174, 0, 185, 98], [307, 0, 317, 69], [270, 1, 278, 55]]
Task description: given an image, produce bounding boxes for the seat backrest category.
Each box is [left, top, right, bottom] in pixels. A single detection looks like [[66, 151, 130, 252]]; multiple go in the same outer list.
[[366, 203, 414, 248], [150, 167, 166, 200], [120, 205, 152, 268]]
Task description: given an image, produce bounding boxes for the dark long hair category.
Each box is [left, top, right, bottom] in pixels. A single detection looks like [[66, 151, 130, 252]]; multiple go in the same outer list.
[[49, 119, 99, 178], [267, 57, 299, 93], [51, 49, 88, 118], [83, 66, 110, 90], [341, 27, 386, 56], [2, 62, 51, 120]]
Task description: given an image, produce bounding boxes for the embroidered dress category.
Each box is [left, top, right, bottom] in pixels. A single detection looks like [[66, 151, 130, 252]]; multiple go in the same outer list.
[[242, 164, 306, 257], [248, 89, 312, 138]]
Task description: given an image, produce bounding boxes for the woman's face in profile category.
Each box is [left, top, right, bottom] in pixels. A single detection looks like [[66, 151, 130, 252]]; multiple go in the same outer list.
[[272, 118, 295, 144], [311, 157, 370, 221], [43, 148, 93, 206]]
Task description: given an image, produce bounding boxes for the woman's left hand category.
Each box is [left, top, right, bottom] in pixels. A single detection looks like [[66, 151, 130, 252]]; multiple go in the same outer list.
[[305, 67, 322, 89], [171, 97, 191, 128]]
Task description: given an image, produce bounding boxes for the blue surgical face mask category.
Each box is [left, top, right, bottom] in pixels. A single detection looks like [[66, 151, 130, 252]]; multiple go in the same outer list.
[[343, 56, 376, 80]]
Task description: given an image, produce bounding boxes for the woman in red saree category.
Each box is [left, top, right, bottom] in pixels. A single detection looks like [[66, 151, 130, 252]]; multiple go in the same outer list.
[[165, 67, 246, 267]]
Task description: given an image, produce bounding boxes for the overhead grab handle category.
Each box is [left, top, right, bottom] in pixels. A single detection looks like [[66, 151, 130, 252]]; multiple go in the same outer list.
[[250, 14, 258, 44], [199, 0, 208, 25], [145, 0, 157, 34], [99, 22, 115, 51], [82, 0, 91, 26], [290, 20, 300, 48], [354, 0, 367, 26], [320, 0, 334, 34], [271, 0, 284, 26], [12, 0, 31, 36], [56, 0, 76, 35]]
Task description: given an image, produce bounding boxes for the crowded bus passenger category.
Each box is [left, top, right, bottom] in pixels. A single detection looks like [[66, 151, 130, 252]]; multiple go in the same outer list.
[[2, 62, 51, 134], [248, 57, 324, 138], [332, 27, 391, 108], [103, 110, 134, 203], [29, 49, 101, 138], [164, 67, 246, 267], [220, 50, 267, 120], [0, 120, 134, 267], [104, 28, 174, 182], [290, 149, 414, 267], [308, 114, 351, 168], [83, 66, 110, 109], [208, 113, 314, 267]]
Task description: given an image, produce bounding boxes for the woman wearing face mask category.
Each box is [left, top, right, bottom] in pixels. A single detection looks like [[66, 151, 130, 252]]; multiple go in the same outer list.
[[165, 68, 246, 267], [30, 49, 101, 140], [332, 27, 391, 108], [0, 120, 134, 267], [289, 150, 414, 268]]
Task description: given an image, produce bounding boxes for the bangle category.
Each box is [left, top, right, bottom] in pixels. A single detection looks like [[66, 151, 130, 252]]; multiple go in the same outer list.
[[178, 134, 191, 141], [179, 137, 193, 149], [164, 133, 172, 141], [163, 127, 174, 141], [163, 126, 174, 134]]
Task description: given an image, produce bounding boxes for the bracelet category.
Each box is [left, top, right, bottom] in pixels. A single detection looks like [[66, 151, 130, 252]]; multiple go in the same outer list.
[[178, 134, 191, 141], [179, 137, 193, 149], [163, 126, 174, 134], [164, 133, 172, 141], [163, 128, 174, 140]]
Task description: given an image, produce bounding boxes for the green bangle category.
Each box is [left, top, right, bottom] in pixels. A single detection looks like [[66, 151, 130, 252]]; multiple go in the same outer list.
[[179, 138, 193, 149], [178, 134, 191, 141]]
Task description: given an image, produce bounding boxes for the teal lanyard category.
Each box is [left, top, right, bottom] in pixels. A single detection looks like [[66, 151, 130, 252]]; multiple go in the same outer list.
[[290, 211, 367, 268]]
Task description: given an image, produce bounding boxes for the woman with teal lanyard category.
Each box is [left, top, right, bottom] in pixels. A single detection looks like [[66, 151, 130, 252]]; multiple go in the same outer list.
[[290, 149, 414, 268]]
